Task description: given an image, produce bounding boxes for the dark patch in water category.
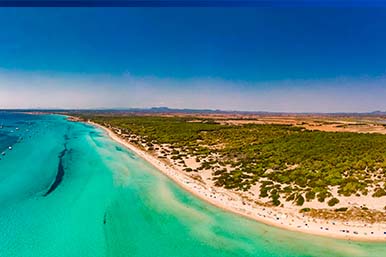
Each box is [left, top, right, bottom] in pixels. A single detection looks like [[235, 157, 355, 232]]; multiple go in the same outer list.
[[89, 131, 102, 138], [126, 151, 137, 160], [115, 145, 137, 160], [0, 132, 19, 152], [103, 212, 107, 224], [44, 134, 69, 196]]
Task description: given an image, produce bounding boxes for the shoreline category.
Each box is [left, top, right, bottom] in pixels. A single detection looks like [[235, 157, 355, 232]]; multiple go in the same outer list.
[[85, 119, 386, 242]]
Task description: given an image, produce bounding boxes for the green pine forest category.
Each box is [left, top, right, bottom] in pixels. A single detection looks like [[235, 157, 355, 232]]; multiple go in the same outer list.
[[81, 115, 386, 207]]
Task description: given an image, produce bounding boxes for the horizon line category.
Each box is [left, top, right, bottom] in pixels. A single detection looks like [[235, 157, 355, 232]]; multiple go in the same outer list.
[[1, 107, 385, 115]]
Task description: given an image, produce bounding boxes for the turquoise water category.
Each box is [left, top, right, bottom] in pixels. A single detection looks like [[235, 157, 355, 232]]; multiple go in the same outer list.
[[0, 113, 385, 257]]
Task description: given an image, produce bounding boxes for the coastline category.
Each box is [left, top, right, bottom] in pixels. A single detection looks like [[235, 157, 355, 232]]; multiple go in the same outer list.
[[85, 119, 386, 242]]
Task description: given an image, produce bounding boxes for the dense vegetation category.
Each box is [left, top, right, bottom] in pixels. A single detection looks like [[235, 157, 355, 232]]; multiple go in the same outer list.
[[81, 115, 386, 207]]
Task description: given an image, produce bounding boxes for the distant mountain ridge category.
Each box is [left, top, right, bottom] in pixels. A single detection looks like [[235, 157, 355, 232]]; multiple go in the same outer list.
[[1, 107, 386, 116]]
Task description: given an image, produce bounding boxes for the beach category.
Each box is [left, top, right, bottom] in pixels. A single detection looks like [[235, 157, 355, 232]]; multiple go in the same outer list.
[[88, 120, 386, 242], [2, 112, 386, 257]]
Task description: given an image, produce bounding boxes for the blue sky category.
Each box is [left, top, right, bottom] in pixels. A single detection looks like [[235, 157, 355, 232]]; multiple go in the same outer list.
[[1, 7, 386, 111]]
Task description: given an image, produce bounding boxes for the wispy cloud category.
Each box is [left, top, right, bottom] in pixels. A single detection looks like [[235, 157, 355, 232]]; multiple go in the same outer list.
[[0, 69, 385, 112]]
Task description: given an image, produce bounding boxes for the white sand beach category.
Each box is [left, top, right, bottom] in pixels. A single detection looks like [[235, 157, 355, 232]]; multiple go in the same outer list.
[[89, 120, 386, 242]]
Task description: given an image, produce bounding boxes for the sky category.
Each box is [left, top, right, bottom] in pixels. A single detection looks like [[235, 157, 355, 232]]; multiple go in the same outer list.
[[1, 7, 386, 112]]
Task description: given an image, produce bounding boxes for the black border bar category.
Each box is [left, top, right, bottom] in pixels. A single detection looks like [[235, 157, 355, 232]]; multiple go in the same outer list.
[[0, 1, 386, 7]]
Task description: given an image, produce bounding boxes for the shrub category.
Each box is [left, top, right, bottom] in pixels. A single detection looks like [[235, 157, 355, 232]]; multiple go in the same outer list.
[[372, 188, 386, 197], [300, 207, 311, 212], [296, 195, 305, 206], [286, 193, 296, 202], [260, 189, 269, 198], [327, 197, 340, 207], [271, 193, 281, 206], [334, 207, 348, 212], [317, 192, 328, 202], [305, 191, 316, 201]]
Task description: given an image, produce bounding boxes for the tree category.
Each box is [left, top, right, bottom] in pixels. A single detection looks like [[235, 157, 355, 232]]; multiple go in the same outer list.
[[327, 197, 339, 207], [296, 195, 305, 206]]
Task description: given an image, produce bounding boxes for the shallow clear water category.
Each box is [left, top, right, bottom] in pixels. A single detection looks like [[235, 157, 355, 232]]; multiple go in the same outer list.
[[0, 112, 385, 257]]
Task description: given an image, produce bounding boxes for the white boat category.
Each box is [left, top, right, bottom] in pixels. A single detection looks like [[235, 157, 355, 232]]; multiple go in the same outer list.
[[8, 146, 12, 150], [1, 152, 5, 156]]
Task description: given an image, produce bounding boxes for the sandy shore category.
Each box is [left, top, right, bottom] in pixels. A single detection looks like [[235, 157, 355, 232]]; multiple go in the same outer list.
[[87, 120, 386, 242]]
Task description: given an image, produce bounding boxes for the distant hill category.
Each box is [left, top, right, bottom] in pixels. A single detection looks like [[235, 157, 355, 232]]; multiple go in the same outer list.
[[1, 107, 386, 117]]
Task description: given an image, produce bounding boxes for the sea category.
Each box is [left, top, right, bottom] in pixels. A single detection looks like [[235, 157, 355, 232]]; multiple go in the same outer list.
[[0, 112, 385, 257]]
